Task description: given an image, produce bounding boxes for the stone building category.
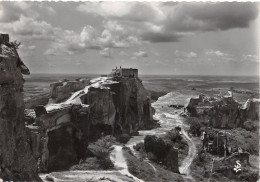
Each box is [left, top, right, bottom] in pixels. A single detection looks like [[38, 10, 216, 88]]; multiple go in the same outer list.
[[109, 67, 138, 78]]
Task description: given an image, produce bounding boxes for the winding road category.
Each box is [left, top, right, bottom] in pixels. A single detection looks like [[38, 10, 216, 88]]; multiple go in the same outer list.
[[40, 91, 198, 182], [126, 92, 198, 182], [179, 127, 197, 182]]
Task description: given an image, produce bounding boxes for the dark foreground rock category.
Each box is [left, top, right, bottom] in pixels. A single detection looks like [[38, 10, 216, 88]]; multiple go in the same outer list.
[[0, 34, 39, 181], [143, 128, 188, 173]]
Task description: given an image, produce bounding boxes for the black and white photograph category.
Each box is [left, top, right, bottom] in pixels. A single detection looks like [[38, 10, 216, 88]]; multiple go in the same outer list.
[[0, 1, 259, 182]]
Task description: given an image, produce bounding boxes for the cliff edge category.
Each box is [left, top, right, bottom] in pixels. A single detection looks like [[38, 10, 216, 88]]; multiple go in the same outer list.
[[0, 34, 39, 180]]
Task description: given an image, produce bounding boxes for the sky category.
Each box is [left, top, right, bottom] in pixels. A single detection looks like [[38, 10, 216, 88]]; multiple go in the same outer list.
[[0, 1, 259, 76]]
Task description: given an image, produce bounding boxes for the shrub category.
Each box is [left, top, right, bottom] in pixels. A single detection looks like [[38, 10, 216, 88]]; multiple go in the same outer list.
[[70, 157, 114, 170], [115, 133, 131, 144], [242, 120, 258, 131], [187, 117, 201, 136], [87, 135, 116, 160], [165, 129, 181, 142]]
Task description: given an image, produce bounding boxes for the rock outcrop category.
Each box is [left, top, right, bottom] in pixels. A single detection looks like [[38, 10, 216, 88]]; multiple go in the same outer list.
[[0, 34, 39, 181], [26, 69, 156, 172], [143, 129, 187, 173], [186, 94, 259, 128]]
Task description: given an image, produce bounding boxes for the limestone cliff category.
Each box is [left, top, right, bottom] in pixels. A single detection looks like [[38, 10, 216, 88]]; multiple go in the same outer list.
[[0, 34, 39, 180], [186, 94, 259, 128], [84, 76, 154, 134], [26, 69, 156, 172]]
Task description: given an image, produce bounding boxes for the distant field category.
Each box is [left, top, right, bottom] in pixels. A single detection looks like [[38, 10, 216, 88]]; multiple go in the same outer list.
[[24, 74, 259, 103]]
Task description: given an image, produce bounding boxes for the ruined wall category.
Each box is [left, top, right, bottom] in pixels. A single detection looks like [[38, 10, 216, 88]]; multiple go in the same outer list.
[[120, 68, 138, 77], [0, 34, 39, 181], [109, 68, 138, 78], [50, 79, 89, 103]]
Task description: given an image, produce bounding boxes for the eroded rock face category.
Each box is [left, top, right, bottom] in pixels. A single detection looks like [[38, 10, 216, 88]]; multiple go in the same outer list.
[[186, 95, 259, 128], [80, 76, 155, 134], [143, 129, 185, 173], [0, 34, 39, 181], [109, 77, 154, 133]]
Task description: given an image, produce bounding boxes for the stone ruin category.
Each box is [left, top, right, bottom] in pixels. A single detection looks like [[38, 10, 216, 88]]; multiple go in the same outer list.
[[49, 78, 89, 103], [109, 67, 138, 78]]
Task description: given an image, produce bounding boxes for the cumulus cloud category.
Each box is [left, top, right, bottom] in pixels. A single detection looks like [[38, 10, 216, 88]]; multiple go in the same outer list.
[[0, 2, 59, 42], [45, 21, 143, 56], [0, 2, 37, 22], [77, 2, 258, 43], [0, 16, 60, 40], [77, 2, 165, 23]]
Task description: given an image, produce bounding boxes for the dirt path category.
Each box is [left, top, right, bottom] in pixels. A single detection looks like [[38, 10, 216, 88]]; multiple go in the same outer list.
[[179, 126, 197, 182]]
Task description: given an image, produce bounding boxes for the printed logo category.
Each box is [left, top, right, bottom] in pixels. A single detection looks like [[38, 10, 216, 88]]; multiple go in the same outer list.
[[233, 160, 241, 173]]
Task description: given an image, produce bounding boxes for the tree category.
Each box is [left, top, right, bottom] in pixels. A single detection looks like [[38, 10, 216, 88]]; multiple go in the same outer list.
[[187, 117, 201, 136]]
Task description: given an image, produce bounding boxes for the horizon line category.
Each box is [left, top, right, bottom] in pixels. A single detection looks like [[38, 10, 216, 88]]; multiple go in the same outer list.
[[27, 72, 259, 77]]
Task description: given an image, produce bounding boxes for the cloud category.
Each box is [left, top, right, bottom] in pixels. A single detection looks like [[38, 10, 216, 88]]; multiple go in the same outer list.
[[0, 2, 37, 22], [132, 51, 148, 59], [174, 50, 198, 58], [165, 2, 259, 32], [99, 48, 112, 58], [77, 2, 165, 23], [141, 32, 180, 43], [242, 54, 259, 64], [17, 44, 37, 58], [77, 2, 258, 43], [0, 2, 57, 23], [205, 50, 227, 57], [45, 21, 142, 56], [0, 16, 60, 40]]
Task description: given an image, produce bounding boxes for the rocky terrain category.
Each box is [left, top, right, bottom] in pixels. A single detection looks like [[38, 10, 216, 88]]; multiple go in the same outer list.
[[185, 93, 259, 181], [186, 94, 259, 128], [0, 34, 39, 181], [25, 68, 158, 172]]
